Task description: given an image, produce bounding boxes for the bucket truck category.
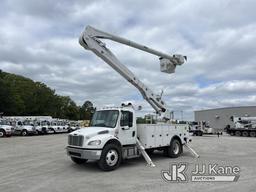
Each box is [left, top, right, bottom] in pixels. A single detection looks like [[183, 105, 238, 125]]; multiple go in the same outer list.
[[227, 116, 256, 137], [66, 26, 197, 171]]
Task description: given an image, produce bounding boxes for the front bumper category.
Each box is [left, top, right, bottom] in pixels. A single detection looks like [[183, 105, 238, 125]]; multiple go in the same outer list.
[[66, 146, 102, 160], [5, 130, 12, 136]]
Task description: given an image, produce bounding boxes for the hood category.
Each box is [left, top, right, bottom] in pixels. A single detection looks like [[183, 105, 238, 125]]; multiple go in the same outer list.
[[0, 125, 12, 129], [22, 125, 34, 129], [71, 127, 113, 138]]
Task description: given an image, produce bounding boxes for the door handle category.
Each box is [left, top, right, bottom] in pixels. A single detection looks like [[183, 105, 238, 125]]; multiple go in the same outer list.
[[122, 127, 130, 130]]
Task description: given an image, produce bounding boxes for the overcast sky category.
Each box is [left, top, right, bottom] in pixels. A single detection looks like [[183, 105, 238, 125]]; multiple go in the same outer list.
[[1, 0, 256, 120]]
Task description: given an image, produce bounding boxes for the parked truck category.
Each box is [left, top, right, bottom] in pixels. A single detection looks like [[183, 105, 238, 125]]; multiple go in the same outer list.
[[14, 119, 37, 136], [68, 121, 80, 132], [189, 121, 219, 136], [66, 26, 197, 171], [49, 120, 69, 133], [189, 121, 203, 136], [34, 120, 51, 134], [226, 116, 256, 137], [0, 119, 14, 137]]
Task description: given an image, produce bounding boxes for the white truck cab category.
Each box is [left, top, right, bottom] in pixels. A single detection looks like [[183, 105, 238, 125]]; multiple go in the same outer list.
[[34, 120, 51, 134], [66, 105, 190, 171], [49, 120, 69, 133], [14, 120, 37, 136], [68, 121, 80, 132], [0, 119, 14, 137]]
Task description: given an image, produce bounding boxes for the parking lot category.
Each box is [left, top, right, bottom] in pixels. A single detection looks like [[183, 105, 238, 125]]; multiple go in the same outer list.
[[0, 134, 256, 192]]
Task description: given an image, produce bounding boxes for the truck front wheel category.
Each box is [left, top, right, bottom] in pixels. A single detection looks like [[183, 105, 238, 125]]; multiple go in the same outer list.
[[71, 157, 88, 164], [166, 138, 183, 158], [0, 129, 6, 137], [98, 144, 121, 171], [21, 130, 28, 136]]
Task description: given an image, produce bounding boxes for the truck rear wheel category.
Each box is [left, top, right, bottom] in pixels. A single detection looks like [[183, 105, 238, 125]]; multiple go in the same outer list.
[[0, 129, 6, 137], [98, 144, 121, 171], [166, 138, 183, 158], [242, 131, 249, 137], [250, 132, 256, 137], [71, 157, 88, 164], [235, 131, 241, 136]]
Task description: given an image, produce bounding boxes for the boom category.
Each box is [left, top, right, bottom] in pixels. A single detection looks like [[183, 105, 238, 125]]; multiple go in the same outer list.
[[79, 26, 186, 118]]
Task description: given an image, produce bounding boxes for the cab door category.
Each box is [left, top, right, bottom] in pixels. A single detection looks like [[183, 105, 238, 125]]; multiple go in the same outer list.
[[118, 110, 136, 145]]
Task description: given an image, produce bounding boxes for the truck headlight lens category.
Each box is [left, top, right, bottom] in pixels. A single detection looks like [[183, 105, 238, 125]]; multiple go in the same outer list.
[[88, 140, 101, 145]]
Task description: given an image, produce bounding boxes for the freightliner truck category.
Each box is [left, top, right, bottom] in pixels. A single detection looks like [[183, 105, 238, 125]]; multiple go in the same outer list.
[[66, 26, 198, 171]]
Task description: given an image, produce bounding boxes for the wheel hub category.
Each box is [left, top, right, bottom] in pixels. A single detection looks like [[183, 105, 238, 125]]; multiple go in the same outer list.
[[173, 142, 179, 155], [106, 149, 118, 166]]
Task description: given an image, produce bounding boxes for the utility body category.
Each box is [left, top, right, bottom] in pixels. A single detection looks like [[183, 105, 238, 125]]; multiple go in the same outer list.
[[66, 26, 194, 171]]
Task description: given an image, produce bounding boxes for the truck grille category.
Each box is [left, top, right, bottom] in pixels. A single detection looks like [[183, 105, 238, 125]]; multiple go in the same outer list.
[[68, 135, 84, 147]]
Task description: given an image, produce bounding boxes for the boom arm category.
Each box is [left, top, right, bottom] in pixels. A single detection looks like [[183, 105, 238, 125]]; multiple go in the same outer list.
[[79, 26, 186, 118]]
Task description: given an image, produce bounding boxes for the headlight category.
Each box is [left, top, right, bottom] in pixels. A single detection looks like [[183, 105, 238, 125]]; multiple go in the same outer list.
[[88, 140, 101, 145]]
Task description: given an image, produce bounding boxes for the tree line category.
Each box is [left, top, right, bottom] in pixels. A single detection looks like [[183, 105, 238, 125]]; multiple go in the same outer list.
[[0, 70, 95, 120]]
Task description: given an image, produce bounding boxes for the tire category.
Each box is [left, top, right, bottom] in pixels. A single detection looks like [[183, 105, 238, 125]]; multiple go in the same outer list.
[[230, 132, 235, 136], [165, 138, 183, 158], [21, 130, 28, 136], [41, 128, 47, 135], [98, 143, 121, 171], [249, 132, 256, 137], [71, 157, 88, 164], [0, 129, 6, 137], [235, 131, 241, 136], [242, 131, 249, 137]]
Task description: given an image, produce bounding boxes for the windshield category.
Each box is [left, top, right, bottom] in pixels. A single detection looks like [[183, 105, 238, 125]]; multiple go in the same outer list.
[[51, 122, 57, 126], [23, 120, 33, 126], [41, 121, 50, 126], [0, 120, 11, 125], [70, 122, 78, 126], [90, 110, 119, 128]]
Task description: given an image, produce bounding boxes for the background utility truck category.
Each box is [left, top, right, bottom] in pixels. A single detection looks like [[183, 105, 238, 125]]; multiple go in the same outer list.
[[227, 116, 256, 137], [66, 26, 198, 171], [0, 119, 14, 137]]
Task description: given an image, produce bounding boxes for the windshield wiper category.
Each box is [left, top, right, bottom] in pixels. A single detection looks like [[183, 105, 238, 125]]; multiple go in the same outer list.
[[92, 123, 106, 127]]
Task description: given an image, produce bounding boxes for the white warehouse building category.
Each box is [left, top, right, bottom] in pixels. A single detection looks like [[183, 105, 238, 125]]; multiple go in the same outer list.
[[194, 106, 256, 130]]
